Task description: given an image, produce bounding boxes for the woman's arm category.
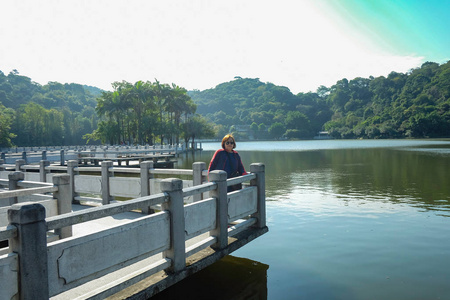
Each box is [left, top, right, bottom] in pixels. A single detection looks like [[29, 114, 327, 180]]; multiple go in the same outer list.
[[208, 149, 222, 172], [236, 152, 247, 175]]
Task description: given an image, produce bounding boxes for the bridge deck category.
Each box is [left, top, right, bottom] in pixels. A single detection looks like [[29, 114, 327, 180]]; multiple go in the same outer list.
[[51, 204, 267, 300], [0, 162, 266, 299]]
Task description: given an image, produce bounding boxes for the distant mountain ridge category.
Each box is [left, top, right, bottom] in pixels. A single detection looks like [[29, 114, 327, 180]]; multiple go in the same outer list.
[[1, 60, 449, 148], [188, 61, 450, 139]]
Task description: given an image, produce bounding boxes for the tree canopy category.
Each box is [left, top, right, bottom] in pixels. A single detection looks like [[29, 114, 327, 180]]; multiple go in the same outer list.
[[189, 61, 450, 139], [1, 60, 449, 147], [0, 70, 100, 147], [89, 80, 209, 146], [0, 71, 212, 148]]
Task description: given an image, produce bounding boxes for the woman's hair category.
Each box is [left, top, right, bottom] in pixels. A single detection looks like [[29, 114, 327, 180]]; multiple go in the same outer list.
[[221, 134, 236, 149]]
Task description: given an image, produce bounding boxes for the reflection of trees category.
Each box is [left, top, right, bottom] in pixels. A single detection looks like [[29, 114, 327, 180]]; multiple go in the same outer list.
[[248, 148, 450, 210], [151, 255, 268, 300], [239, 151, 331, 197], [179, 150, 331, 197], [179, 147, 450, 212], [326, 148, 450, 209]]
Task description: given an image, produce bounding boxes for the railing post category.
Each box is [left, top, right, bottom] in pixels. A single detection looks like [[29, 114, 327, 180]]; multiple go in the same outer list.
[[60, 149, 65, 166], [209, 170, 228, 250], [21, 151, 27, 164], [250, 163, 266, 228], [52, 174, 73, 238], [15, 159, 25, 171], [140, 161, 154, 214], [8, 204, 49, 300], [77, 149, 82, 164], [42, 150, 47, 161], [67, 160, 78, 204], [8, 172, 24, 205], [101, 161, 113, 205], [39, 160, 50, 182], [140, 161, 151, 197], [0, 159, 4, 171], [192, 162, 206, 202], [90, 148, 96, 165], [160, 178, 185, 273]]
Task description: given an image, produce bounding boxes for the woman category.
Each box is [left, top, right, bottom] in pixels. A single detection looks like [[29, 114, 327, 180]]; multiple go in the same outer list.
[[208, 134, 247, 191]]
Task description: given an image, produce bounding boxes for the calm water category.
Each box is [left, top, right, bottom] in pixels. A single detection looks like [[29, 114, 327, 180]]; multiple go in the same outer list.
[[152, 139, 450, 300]]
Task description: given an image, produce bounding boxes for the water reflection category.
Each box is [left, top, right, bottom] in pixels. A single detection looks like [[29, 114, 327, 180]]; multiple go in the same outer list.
[[177, 141, 450, 299], [150, 255, 268, 300], [179, 143, 450, 216], [253, 149, 450, 215]]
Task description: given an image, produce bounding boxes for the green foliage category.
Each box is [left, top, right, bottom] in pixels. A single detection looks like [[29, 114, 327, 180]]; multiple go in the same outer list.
[[12, 102, 65, 146], [268, 122, 285, 139], [285, 111, 311, 134], [1, 59, 449, 147], [95, 80, 202, 146], [0, 70, 100, 147], [189, 61, 449, 140], [323, 61, 450, 138], [0, 103, 16, 147], [182, 114, 215, 146], [189, 77, 331, 139]]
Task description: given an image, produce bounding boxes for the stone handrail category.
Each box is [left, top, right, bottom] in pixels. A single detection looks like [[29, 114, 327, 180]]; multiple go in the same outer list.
[[0, 163, 266, 299], [46, 193, 169, 230], [0, 173, 73, 242], [0, 143, 201, 166], [1, 160, 210, 205]]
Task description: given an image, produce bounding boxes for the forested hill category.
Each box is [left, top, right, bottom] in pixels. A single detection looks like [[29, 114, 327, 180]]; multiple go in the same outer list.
[[1, 60, 449, 148], [0, 70, 102, 110], [189, 61, 450, 139], [0, 70, 102, 146]]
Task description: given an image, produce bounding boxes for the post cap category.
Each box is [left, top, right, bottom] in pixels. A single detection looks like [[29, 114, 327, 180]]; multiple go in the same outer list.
[[101, 160, 113, 167], [193, 162, 206, 169], [8, 171, 24, 181], [160, 178, 183, 192], [208, 170, 227, 181], [52, 174, 70, 185], [250, 163, 265, 173], [67, 160, 78, 167], [8, 203, 46, 225]]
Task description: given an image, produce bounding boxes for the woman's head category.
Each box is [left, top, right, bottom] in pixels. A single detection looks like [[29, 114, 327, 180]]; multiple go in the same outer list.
[[221, 134, 236, 150]]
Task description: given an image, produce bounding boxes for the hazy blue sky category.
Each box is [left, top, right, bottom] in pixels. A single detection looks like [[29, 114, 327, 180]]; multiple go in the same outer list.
[[1, 0, 448, 93]]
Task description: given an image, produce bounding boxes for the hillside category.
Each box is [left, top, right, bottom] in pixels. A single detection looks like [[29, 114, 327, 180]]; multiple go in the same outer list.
[[189, 61, 450, 139], [1, 60, 449, 148], [0, 70, 101, 146]]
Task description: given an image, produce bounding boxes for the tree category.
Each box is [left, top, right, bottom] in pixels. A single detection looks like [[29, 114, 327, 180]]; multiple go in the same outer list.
[[125, 80, 156, 144], [0, 103, 16, 147], [284, 129, 300, 139], [96, 89, 126, 144], [182, 114, 215, 147], [2, 60, 450, 145], [268, 122, 285, 139], [285, 111, 310, 130], [92, 79, 199, 146], [165, 84, 197, 144]]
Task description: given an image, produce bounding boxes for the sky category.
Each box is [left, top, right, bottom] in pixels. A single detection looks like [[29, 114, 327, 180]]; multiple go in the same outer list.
[[1, 0, 449, 94]]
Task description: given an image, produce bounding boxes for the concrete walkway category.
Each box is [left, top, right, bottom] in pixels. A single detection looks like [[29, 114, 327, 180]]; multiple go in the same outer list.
[[70, 204, 148, 236], [51, 204, 216, 300], [51, 205, 162, 299]]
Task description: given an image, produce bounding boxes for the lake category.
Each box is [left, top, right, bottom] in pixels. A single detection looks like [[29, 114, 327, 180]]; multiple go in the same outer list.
[[152, 139, 450, 300]]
